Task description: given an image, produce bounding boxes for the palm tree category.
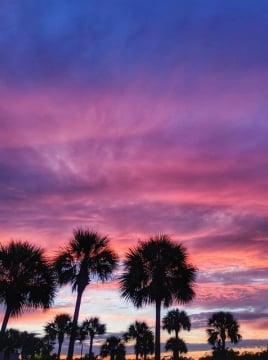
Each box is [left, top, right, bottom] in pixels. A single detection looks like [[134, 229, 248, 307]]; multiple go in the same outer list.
[[162, 309, 190, 360], [100, 336, 125, 360], [45, 313, 72, 360], [165, 337, 188, 360], [0, 328, 21, 357], [138, 329, 154, 360], [119, 235, 196, 360], [77, 325, 87, 359], [41, 334, 55, 357], [207, 312, 242, 352], [124, 321, 154, 360], [54, 228, 118, 360], [0, 241, 56, 337], [19, 331, 44, 360], [81, 317, 106, 359], [1, 328, 51, 360]]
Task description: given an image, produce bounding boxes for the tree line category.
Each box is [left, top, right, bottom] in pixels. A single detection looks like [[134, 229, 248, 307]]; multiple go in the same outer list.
[[0, 229, 266, 360], [2, 309, 266, 360]]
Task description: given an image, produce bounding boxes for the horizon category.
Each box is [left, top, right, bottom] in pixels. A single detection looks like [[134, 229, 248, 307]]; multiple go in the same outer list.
[[1, 0, 268, 357]]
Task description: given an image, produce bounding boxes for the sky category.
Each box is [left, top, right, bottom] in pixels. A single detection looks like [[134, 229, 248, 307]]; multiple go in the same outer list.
[[1, 0, 268, 357]]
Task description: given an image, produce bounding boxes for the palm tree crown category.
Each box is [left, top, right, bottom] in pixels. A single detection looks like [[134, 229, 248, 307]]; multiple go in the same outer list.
[[81, 317, 106, 358], [54, 228, 118, 360], [0, 240, 56, 336], [100, 336, 125, 360], [165, 337, 188, 359], [162, 309, 191, 338], [119, 234, 197, 360], [207, 311, 242, 352]]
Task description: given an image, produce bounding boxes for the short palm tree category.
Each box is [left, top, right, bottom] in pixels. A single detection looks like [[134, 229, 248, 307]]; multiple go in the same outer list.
[[20, 331, 44, 360], [54, 228, 118, 360], [77, 325, 87, 359], [207, 311, 242, 352], [45, 313, 72, 360], [162, 309, 190, 360], [0, 241, 56, 337], [165, 337, 188, 360], [41, 334, 55, 357], [119, 235, 197, 360], [124, 321, 154, 360], [100, 336, 125, 360], [0, 328, 21, 356], [82, 317, 106, 358]]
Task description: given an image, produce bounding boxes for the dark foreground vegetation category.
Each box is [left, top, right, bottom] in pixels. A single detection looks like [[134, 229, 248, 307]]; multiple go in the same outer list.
[[199, 348, 268, 360], [0, 324, 267, 360], [0, 229, 266, 360]]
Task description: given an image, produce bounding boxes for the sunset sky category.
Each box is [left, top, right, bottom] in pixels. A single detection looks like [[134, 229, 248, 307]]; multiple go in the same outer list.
[[1, 0, 268, 356]]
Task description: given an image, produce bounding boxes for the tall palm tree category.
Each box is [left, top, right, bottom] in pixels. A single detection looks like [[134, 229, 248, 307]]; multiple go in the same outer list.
[[100, 336, 125, 360], [162, 309, 190, 360], [207, 312, 242, 352], [124, 321, 154, 360], [81, 317, 106, 359], [119, 235, 197, 360], [45, 313, 72, 360], [0, 241, 56, 337], [165, 337, 188, 360], [54, 228, 118, 360]]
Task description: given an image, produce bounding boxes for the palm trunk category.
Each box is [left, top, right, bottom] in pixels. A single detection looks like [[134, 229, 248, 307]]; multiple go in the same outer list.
[[155, 300, 161, 360], [58, 339, 63, 360], [174, 348, 179, 360], [67, 289, 83, 360], [110, 350, 115, 360], [80, 342, 84, 359], [222, 333, 226, 351], [0, 306, 11, 336], [89, 335, 94, 358], [174, 330, 179, 360]]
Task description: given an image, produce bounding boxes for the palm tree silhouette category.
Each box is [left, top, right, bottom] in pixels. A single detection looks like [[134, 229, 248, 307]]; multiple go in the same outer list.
[[54, 228, 118, 360], [45, 313, 72, 360], [162, 309, 190, 360], [0, 328, 21, 357], [0, 241, 56, 337], [100, 336, 125, 360], [207, 311, 242, 352], [124, 321, 154, 360], [138, 328, 154, 360], [119, 234, 197, 360], [165, 337, 188, 360], [77, 324, 87, 359], [81, 317, 106, 359]]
